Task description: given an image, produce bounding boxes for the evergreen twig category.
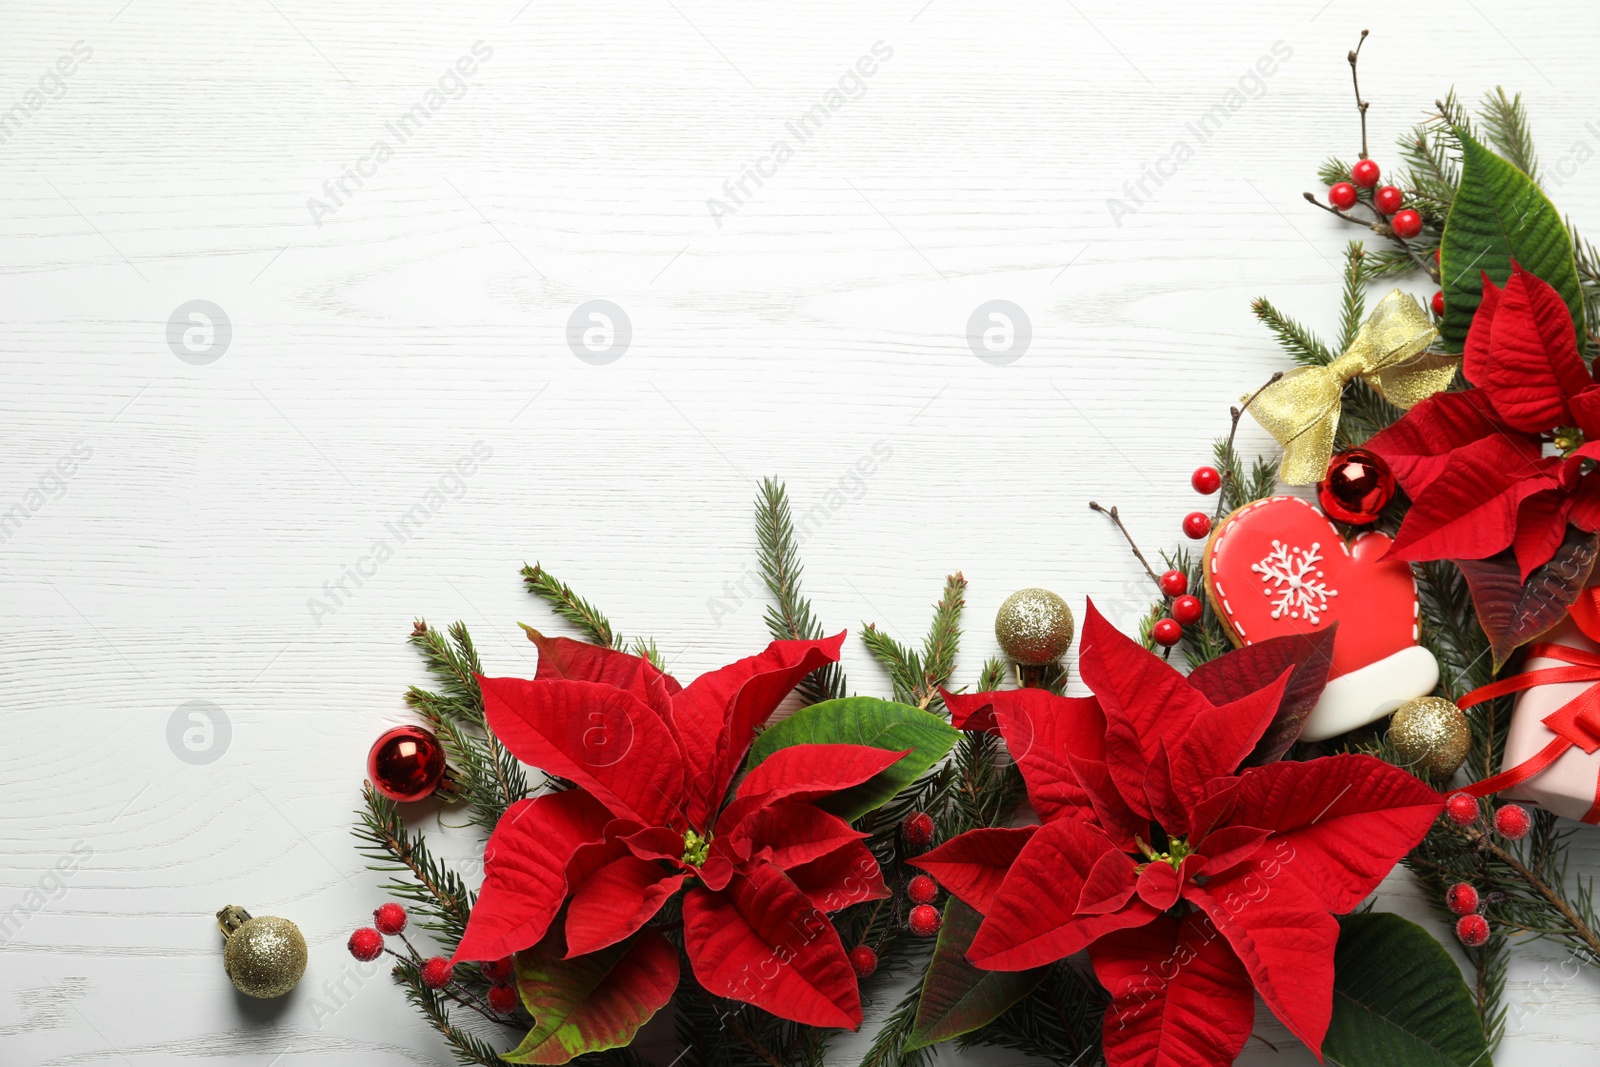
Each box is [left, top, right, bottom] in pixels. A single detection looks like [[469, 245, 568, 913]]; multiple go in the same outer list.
[[755, 478, 846, 704], [521, 563, 619, 648]]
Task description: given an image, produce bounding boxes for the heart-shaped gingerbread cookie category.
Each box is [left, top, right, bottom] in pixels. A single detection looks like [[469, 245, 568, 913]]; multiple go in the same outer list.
[[1203, 495, 1438, 741]]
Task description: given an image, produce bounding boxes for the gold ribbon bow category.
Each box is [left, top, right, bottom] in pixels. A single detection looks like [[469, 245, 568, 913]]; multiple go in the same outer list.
[[1248, 289, 1453, 485]]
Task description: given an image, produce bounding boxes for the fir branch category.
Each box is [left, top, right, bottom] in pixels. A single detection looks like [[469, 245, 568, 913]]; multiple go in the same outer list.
[[1318, 156, 1354, 187], [353, 782, 475, 946], [1336, 241, 1369, 353], [521, 563, 619, 648], [1478, 87, 1541, 183], [861, 625, 924, 706], [1250, 297, 1334, 366], [755, 478, 846, 704], [394, 960, 513, 1066], [859, 981, 936, 1067], [919, 573, 966, 706], [965, 961, 1107, 1065]]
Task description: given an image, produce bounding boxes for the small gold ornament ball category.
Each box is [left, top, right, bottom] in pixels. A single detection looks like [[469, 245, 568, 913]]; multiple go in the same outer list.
[[995, 588, 1075, 665], [218, 906, 306, 999], [1388, 696, 1471, 779]]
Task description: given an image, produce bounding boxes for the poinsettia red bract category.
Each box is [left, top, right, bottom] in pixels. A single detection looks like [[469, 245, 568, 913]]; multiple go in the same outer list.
[[454, 630, 897, 1029], [1368, 262, 1600, 578], [917, 602, 1442, 1067]]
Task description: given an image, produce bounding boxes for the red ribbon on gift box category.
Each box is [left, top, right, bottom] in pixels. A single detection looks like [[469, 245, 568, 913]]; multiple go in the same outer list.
[[1457, 591, 1600, 824]]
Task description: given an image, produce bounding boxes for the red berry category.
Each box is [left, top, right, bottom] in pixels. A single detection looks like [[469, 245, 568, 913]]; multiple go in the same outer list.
[[1446, 882, 1481, 916], [908, 904, 942, 937], [1351, 158, 1381, 188], [1373, 185, 1404, 215], [1431, 290, 1444, 316], [1328, 181, 1358, 210], [1170, 595, 1203, 626], [419, 956, 454, 989], [487, 983, 520, 1014], [374, 902, 408, 935], [902, 812, 935, 850], [848, 943, 879, 978], [1391, 208, 1424, 239], [347, 927, 384, 962], [1182, 512, 1212, 540], [1445, 792, 1480, 827], [1494, 804, 1532, 841], [907, 875, 939, 905], [1191, 466, 1221, 495], [481, 957, 515, 984], [1158, 569, 1188, 597], [1152, 618, 1182, 647], [1456, 913, 1490, 948]]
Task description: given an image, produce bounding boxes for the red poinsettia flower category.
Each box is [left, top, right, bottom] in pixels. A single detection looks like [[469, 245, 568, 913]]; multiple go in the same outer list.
[[915, 603, 1442, 1067], [454, 631, 898, 1029], [1368, 263, 1600, 578]]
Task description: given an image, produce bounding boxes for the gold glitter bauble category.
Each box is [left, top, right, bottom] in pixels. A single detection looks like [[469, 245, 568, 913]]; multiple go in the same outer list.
[[1388, 696, 1471, 779], [218, 906, 306, 999], [995, 588, 1075, 665]]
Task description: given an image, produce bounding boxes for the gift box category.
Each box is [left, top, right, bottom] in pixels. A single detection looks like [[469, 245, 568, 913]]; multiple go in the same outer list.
[[1463, 603, 1600, 824]]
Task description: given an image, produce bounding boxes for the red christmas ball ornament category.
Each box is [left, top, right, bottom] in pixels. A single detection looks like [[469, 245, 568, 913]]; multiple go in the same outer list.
[[849, 944, 878, 978], [487, 984, 520, 1014], [1182, 512, 1212, 540], [348, 927, 384, 962], [1170, 595, 1203, 626], [1351, 158, 1381, 188], [1158, 569, 1188, 597], [1431, 290, 1444, 316], [908, 904, 942, 937], [1456, 913, 1490, 948], [1191, 466, 1221, 495], [1446, 882, 1481, 916], [1445, 792, 1481, 827], [1328, 181, 1358, 210], [1494, 804, 1532, 841], [1391, 208, 1424, 239], [481, 957, 515, 984], [1152, 618, 1182, 647], [907, 875, 939, 905], [1318, 448, 1395, 526], [902, 812, 935, 850], [419, 956, 455, 990], [373, 902, 408, 936], [368, 725, 447, 802], [1373, 185, 1404, 215]]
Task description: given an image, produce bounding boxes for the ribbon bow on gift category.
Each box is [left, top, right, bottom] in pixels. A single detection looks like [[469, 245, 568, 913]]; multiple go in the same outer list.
[[1459, 591, 1600, 824], [1248, 289, 1452, 485]]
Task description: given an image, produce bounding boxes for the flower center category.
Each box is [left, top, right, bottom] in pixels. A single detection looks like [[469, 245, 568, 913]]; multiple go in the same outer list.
[[681, 830, 711, 867], [1554, 425, 1586, 456], [1135, 835, 1192, 871]]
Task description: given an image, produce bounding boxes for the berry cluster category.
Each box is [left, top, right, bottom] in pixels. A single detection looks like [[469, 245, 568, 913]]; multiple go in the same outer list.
[[347, 903, 520, 1019], [1142, 467, 1220, 648], [848, 818, 947, 978], [1321, 157, 1443, 316], [1441, 795, 1535, 947]]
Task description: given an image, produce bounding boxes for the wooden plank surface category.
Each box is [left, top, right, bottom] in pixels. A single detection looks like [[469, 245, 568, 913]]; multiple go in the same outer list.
[[5, 0, 1600, 1062]]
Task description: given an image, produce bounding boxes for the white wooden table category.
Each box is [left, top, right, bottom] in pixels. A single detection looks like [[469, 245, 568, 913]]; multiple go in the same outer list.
[[6, 1, 1600, 1062]]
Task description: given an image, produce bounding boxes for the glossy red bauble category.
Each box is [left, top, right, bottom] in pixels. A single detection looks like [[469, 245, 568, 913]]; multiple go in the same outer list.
[[1456, 913, 1490, 948], [1431, 290, 1444, 316], [1170, 595, 1203, 626], [1152, 618, 1182, 647], [1318, 448, 1395, 525], [1373, 185, 1404, 215], [1182, 511, 1212, 540], [1158, 569, 1188, 597], [1191, 466, 1222, 495], [849, 944, 879, 978], [1351, 158, 1381, 188], [1328, 181, 1358, 210], [1446, 883, 1480, 916], [1390, 208, 1424, 239], [368, 725, 447, 802]]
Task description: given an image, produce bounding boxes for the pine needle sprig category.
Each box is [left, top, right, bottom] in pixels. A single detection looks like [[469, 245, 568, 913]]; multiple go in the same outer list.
[[394, 960, 513, 1066], [755, 478, 846, 704], [1478, 87, 1541, 182], [964, 961, 1107, 1065], [521, 563, 619, 648], [353, 782, 475, 945], [1250, 297, 1334, 367]]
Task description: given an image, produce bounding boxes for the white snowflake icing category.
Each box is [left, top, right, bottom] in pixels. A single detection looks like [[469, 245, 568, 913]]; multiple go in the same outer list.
[[1251, 539, 1337, 624]]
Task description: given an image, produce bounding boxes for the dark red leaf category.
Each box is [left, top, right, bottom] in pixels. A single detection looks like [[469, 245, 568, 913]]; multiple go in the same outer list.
[[1455, 526, 1600, 669], [1186, 627, 1338, 766]]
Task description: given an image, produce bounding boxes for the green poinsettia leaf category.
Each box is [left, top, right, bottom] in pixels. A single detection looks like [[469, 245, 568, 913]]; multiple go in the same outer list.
[[506, 932, 679, 1065], [1454, 526, 1599, 671], [1440, 127, 1584, 352], [1324, 912, 1490, 1067], [745, 696, 959, 821], [903, 898, 1044, 1051]]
